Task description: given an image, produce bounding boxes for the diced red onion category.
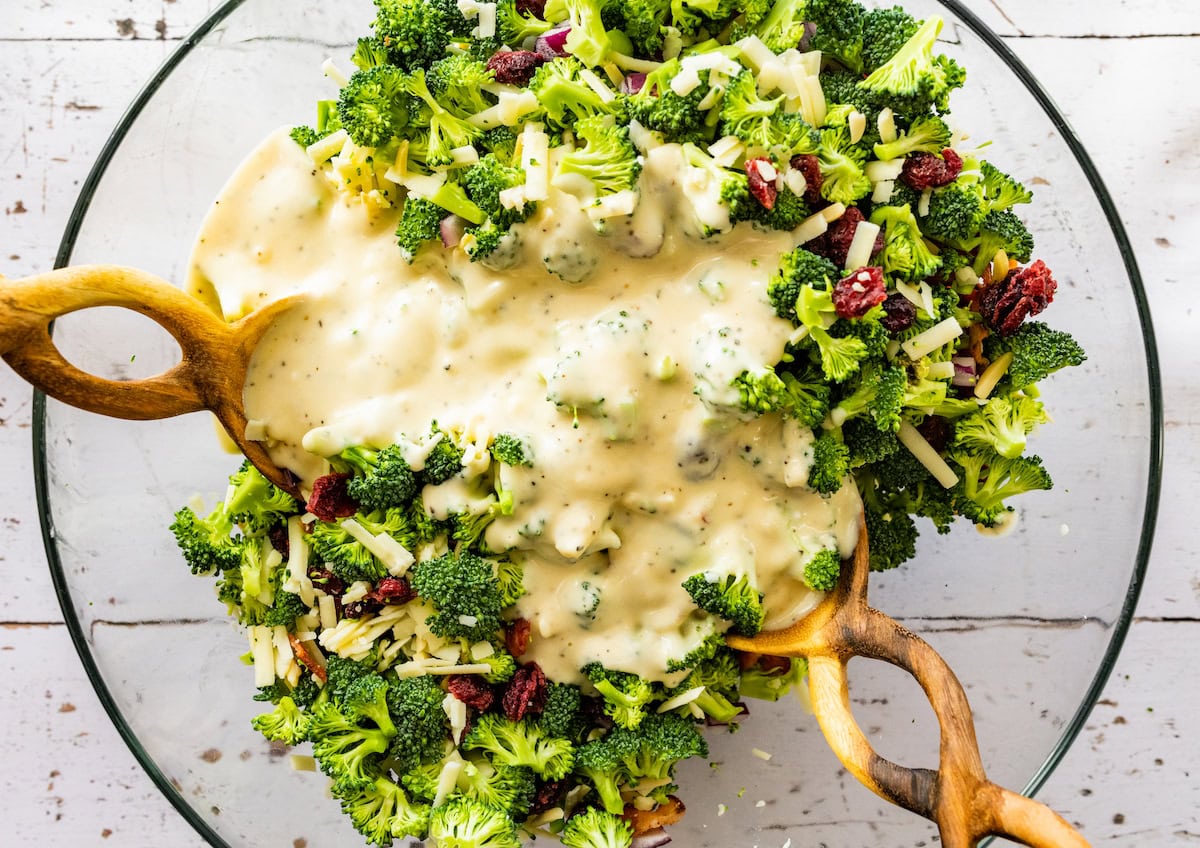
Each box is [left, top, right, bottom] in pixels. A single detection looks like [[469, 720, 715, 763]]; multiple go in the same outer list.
[[440, 215, 467, 248], [620, 72, 647, 94], [536, 26, 571, 57], [631, 829, 672, 848], [952, 356, 978, 387]]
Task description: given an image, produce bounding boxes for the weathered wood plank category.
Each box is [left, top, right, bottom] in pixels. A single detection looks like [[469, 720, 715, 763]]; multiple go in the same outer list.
[[3, 1, 220, 41]]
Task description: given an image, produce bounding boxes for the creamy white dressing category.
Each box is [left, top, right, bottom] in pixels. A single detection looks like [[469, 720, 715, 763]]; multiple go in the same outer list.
[[188, 128, 861, 684]]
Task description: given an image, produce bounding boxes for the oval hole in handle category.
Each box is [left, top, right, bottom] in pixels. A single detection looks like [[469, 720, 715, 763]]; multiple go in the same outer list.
[[52, 305, 185, 382]]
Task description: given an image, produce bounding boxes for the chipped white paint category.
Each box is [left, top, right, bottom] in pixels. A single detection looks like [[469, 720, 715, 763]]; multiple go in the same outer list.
[[0, 0, 1197, 845]]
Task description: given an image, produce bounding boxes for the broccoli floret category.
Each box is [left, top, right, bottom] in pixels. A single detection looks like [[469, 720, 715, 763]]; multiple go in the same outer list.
[[405, 69, 485, 167], [979, 160, 1033, 212], [582, 662, 658, 729], [554, 115, 642, 201], [493, 557, 525, 607], [922, 181, 988, 243], [951, 451, 1053, 527], [952, 394, 1048, 459], [420, 424, 465, 485], [309, 513, 393, 584], [344, 673, 399, 737], [863, 501, 918, 571], [842, 415, 900, 467], [620, 0, 672, 54], [749, 180, 813, 231], [231, 539, 275, 625], [351, 37, 391, 71], [427, 796, 521, 848], [464, 714, 576, 779], [739, 657, 807, 701], [985, 322, 1087, 390], [309, 700, 394, 797], [872, 115, 951, 161], [807, 431, 851, 495], [396, 196, 445, 263], [497, 0, 556, 43], [831, 360, 906, 432], [224, 461, 301, 534], [671, 651, 743, 723], [750, 0, 808, 52], [253, 680, 291, 704], [802, 548, 842, 592], [732, 366, 830, 427], [289, 125, 321, 148], [970, 209, 1035, 271], [478, 650, 518, 684], [719, 71, 816, 154], [530, 58, 611, 129], [411, 551, 505, 641], [861, 6, 921, 72], [336, 444, 419, 511], [678, 142, 751, 236], [561, 807, 634, 848], [462, 155, 534, 252], [620, 59, 711, 142], [337, 65, 410, 148], [859, 16, 965, 116], [573, 730, 635, 814], [681, 571, 765, 636], [609, 711, 708, 782], [807, 0, 866, 73], [666, 631, 725, 673], [794, 286, 871, 382], [768, 247, 840, 321], [262, 590, 307, 628], [817, 127, 871, 205], [539, 682, 587, 742], [170, 504, 241, 574], [325, 654, 376, 703], [457, 758, 537, 819], [386, 675, 451, 772], [870, 203, 943, 281], [339, 776, 431, 846], [371, 0, 455, 70], [542, 0, 613, 67], [489, 433, 533, 467], [250, 696, 311, 745], [291, 675, 322, 709], [427, 54, 495, 117]]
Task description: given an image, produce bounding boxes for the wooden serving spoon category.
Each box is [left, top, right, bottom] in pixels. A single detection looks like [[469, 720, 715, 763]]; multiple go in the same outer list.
[[0, 264, 302, 497], [726, 521, 1090, 848], [1, 265, 1088, 845]]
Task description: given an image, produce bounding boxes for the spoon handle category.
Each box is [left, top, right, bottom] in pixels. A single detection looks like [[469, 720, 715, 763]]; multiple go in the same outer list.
[[0, 264, 300, 495]]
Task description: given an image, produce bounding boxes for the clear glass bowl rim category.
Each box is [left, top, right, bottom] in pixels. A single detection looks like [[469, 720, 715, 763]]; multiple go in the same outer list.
[[32, 2, 1164, 846]]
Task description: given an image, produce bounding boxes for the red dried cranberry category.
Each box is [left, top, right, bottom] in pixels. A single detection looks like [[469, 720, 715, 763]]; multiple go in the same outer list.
[[447, 674, 496, 711], [529, 779, 566, 815], [940, 148, 963, 182], [502, 662, 548, 721], [368, 577, 414, 605], [516, 0, 546, 17], [342, 600, 377, 619], [268, 525, 290, 557], [744, 157, 778, 210], [979, 259, 1057, 336], [505, 618, 532, 657], [900, 150, 960, 191], [789, 153, 823, 204], [487, 50, 546, 86], [832, 266, 887, 319], [824, 206, 870, 268], [307, 566, 345, 596], [917, 416, 953, 453], [306, 473, 358, 522], [880, 292, 917, 334]]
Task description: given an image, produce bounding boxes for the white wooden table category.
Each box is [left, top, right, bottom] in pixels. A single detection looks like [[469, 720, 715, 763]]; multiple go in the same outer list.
[[1, 1, 1196, 844]]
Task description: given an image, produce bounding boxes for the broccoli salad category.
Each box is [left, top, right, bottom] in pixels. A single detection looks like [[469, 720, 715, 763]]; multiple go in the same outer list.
[[173, 0, 1086, 845]]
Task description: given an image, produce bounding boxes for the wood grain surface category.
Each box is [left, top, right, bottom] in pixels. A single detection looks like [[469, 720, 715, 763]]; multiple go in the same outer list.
[[1, 1, 1195, 845]]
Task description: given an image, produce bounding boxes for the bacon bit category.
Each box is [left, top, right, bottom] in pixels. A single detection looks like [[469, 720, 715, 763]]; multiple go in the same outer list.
[[447, 675, 495, 711], [790, 153, 823, 204], [529, 779, 567, 816], [900, 149, 962, 191], [288, 634, 327, 683], [624, 796, 686, 833], [306, 473, 358, 521], [979, 259, 1057, 336], [367, 577, 414, 605], [487, 50, 547, 86], [267, 525, 290, 557], [832, 266, 887, 319], [744, 158, 778, 210], [505, 618, 532, 657], [502, 661, 548, 721]]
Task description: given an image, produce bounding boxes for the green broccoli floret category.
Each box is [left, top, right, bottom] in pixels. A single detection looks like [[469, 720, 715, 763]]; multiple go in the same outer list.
[[253, 680, 291, 704], [951, 451, 1053, 527], [671, 650, 743, 723], [555, 115, 642, 201], [732, 366, 830, 427], [870, 203, 943, 281], [539, 682, 586, 741], [420, 423, 465, 484], [678, 142, 751, 236], [842, 415, 900, 467], [794, 286, 872, 382], [308, 510, 403, 584], [411, 551, 505, 641], [681, 571, 765, 636], [489, 433, 532, 467], [750, 0, 808, 52], [609, 712, 708, 783], [861, 5, 921, 72], [970, 209, 1035, 271], [872, 115, 951, 161], [250, 696, 311, 745], [371, 0, 455, 70], [339, 776, 432, 846], [739, 657, 807, 701], [666, 631, 725, 673], [749, 181, 813, 231], [952, 394, 1048, 459], [464, 714, 575, 780], [620, 0, 672, 54], [980, 160, 1033, 211], [325, 654, 376, 703], [582, 662, 658, 730], [719, 71, 816, 154], [457, 758, 537, 819], [478, 650, 518, 683], [816, 128, 871, 205], [831, 361, 906, 433], [620, 59, 711, 142], [289, 125, 321, 148], [224, 461, 301, 534], [768, 247, 840, 321], [405, 69, 485, 167], [309, 700, 394, 797], [497, 0, 556, 43], [985, 322, 1087, 390], [494, 558, 525, 607], [561, 807, 634, 848], [337, 65, 411, 148], [427, 54, 495, 117], [463, 154, 532, 224], [291, 675, 322, 709], [231, 539, 275, 625], [859, 16, 965, 116], [396, 196, 445, 263], [802, 548, 842, 591], [427, 796, 521, 848], [343, 674, 399, 736], [922, 180, 988, 243], [263, 590, 308, 628], [863, 501, 918, 571], [170, 504, 241, 574], [542, 0, 613, 67], [351, 37, 391, 71], [336, 444, 419, 511], [573, 729, 635, 814], [530, 58, 611, 129], [386, 674, 451, 772], [807, 431, 851, 495], [807, 0, 866, 73]]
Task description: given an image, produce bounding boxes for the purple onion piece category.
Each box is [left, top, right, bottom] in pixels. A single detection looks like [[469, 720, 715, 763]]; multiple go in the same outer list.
[[536, 26, 571, 57], [620, 72, 647, 95], [951, 356, 977, 387], [440, 215, 467, 248], [631, 829, 672, 848]]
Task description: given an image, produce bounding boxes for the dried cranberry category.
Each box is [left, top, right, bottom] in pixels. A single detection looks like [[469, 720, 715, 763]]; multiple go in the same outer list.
[[306, 473, 358, 522], [832, 266, 887, 319], [516, 0, 546, 17], [342, 600, 378, 619], [307, 566, 345, 596], [367, 577, 414, 605], [880, 292, 917, 334], [900, 150, 960, 191], [502, 662, 548, 721], [789, 153, 823, 204], [487, 50, 546, 86], [917, 416, 953, 453], [505, 618, 532, 657], [979, 259, 1057, 336], [268, 525, 290, 557], [823, 207, 884, 269], [744, 157, 778, 210], [529, 779, 566, 815], [447, 675, 496, 711]]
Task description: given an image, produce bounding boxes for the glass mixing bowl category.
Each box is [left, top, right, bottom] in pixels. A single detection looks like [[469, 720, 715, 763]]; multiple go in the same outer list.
[[36, 1, 1161, 845]]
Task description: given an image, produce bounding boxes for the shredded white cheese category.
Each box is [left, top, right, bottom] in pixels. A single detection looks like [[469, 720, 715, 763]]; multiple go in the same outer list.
[[865, 159, 905, 182], [871, 179, 896, 203], [975, 351, 1014, 400], [248, 625, 275, 687], [901, 316, 963, 360], [321, 57, 348, 87], [578, 68, 617, 103], [898, 421, 960, 488], [878, 107, 897, 144], [520, 125, 550, 201], [656, 685, 706, 713], [847, 110, 867, 144], [843, 221, 881, 271]]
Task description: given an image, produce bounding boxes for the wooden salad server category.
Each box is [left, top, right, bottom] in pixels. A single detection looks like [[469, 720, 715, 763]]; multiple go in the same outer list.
[[0, 264, 302, 497], [727, 522, 1090, 848]]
